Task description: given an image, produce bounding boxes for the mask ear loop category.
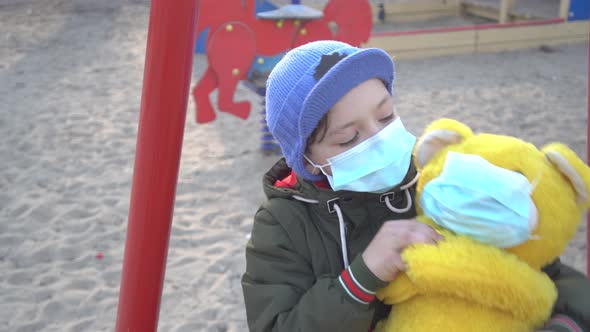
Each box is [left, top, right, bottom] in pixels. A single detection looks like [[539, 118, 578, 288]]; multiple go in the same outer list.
[[528, 169, 544, 241], [304, 155, 329, 175], [529, 169, 544, 194]]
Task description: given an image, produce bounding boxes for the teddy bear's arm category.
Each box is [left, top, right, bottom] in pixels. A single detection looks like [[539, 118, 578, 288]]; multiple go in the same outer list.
[[376, 272, 418, 305], [400, 232, 557, 324]]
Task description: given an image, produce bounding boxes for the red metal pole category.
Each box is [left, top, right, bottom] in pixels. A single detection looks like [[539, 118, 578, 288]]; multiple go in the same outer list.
[[115, 0, 198, 330]]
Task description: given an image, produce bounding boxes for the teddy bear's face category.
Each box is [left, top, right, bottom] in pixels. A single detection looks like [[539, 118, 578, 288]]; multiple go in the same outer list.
[[415, 120, 590, 270]]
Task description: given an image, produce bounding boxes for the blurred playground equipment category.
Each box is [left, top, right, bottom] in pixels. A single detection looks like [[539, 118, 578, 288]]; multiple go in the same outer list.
[[192, 0, 372, 125], [192, 0, 373, 155], [191, 0, 589, 156], [193, 0, 589, 124], [365, 0, 589, 59]]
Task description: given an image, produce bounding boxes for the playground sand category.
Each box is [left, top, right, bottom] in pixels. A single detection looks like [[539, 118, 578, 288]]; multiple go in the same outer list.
[[0, 0, 587, 331]]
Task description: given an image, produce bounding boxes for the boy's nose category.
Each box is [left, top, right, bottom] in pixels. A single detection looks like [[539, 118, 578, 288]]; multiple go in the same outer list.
[[366, 122, 383, 139]]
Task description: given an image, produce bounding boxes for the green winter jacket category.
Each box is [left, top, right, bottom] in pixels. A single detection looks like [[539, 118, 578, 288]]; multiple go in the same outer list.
[[242, 158, 590, 332]]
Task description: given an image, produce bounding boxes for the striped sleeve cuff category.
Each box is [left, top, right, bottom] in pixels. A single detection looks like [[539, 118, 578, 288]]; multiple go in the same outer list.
[[338, 255, 388, 305], [545, 314, 584, 332]]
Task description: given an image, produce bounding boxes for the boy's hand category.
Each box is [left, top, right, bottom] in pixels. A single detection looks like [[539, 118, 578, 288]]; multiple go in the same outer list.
[[362, 219, 443, 282]]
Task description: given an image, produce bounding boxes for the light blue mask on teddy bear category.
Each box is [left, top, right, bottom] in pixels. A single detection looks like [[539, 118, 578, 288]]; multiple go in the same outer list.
[[420, 151, 537, 248]]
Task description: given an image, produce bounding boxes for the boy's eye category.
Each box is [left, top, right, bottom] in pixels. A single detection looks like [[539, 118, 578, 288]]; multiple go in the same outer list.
[[340, 132, 359, 147], [379, 113, 395, 122]]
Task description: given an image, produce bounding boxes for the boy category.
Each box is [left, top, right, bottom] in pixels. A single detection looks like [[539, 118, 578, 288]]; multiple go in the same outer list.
[[242, 40, 590, 332]]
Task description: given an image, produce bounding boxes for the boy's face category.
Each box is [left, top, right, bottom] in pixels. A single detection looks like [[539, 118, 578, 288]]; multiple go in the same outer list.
[[305, 78, 396, 176]]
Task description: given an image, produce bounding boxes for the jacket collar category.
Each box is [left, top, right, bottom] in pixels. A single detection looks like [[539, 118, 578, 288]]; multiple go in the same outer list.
[[262, 158, 419, 227]]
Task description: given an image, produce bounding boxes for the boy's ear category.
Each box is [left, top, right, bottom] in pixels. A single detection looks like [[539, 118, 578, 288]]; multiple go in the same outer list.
[[414, 118, 473, 169]]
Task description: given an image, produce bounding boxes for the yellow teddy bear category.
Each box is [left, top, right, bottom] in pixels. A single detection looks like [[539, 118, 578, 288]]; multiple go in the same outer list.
[[375, 118, 590, 332]]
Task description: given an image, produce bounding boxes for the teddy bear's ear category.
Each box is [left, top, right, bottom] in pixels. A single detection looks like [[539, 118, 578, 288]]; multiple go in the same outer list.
[[543, 143, 590, 207], [414, 118, 474, 169]]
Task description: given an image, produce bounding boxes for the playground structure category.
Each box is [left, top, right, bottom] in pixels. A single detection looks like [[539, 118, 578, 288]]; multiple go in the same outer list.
[[114, 0, 590, 331], [363, 0, 589, 59], [192, 0, 589, 154], [192, 0, 372, 124]]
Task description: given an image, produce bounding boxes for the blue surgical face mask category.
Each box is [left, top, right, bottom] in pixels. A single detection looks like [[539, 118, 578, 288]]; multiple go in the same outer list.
[[420, 152, 538, 248], [305, 117, 417, 193]]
